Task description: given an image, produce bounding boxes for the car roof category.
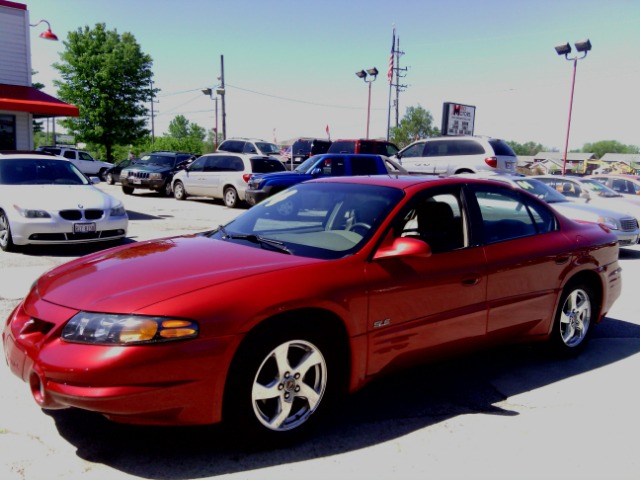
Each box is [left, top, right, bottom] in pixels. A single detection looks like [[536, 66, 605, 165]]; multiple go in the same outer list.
[[308, 174, 500, 190], [0, 151, 68, 161]]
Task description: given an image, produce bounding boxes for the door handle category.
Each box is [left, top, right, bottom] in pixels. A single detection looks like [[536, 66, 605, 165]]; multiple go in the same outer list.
[[461, 276, 480, 286]]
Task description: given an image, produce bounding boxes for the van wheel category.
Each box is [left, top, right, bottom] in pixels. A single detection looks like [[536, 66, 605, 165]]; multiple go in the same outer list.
[[224, 187, 239, 208], [173, 181, 187, 200]]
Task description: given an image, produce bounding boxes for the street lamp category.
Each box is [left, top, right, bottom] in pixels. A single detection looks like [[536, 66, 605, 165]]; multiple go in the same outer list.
[[29, 19, 58, 41], [555, 39, 592, 175], [355, 67, 378, 139], [202, 88, 220, 150]]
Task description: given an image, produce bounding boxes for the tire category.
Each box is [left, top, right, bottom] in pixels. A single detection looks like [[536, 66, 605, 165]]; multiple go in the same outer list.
[[0, 210, 15, 252], [122, 186, 134, 195], [98, 168, 108, 181], [224, 326, 336, 445], [224, 187, 239, 208], [551, 281, 596, 355], [106, 172, 115, 185], [161, 181, 173, 197], [173, 181, 187, 200]]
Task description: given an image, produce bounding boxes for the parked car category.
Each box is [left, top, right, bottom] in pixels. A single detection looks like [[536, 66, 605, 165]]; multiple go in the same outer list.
[[104, 158, 138, 185], [395, 136, 517, 175], [327, 138, 399, 157], [171, 153, 286, 208], [590, 174, 640, 196], [534, 175, 640, 222], [245, 153, 408, 209], [289, 138, 332, 167], [120, 151, 196, 196], [459, 172, 639, 247], [3, 175, 621, 445], [36, 146, 114, 179], [0, 152, 127, 251], [217, 138, 288, 164]]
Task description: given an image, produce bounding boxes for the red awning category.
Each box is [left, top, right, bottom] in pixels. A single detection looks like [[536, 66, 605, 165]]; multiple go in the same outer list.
[[0, 84, 79, 117]]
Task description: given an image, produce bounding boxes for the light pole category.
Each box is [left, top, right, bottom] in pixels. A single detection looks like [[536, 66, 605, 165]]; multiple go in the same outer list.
[[555, 39, 592, 176], [201, 88, 219, 150], [356, 67, 378, 139]]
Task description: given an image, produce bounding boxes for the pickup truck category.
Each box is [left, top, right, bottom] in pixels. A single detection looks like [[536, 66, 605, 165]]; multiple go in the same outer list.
[[245, 153, 408, 206]]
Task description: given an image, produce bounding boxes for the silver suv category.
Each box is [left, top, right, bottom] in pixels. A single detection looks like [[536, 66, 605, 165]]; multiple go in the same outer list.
[[36, 146, 114, 179], [395, 136, 517, 175]]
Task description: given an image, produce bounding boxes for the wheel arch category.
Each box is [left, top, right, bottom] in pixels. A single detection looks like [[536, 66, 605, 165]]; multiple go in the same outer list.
[[561, 269, 604, 319]]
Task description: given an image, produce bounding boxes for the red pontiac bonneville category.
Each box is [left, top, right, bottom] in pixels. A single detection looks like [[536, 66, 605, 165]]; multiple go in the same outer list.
[[3, 175, 622, 443]]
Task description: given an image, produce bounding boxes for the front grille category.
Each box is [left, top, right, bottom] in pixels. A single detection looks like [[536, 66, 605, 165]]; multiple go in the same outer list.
[[129, 171, 150, 179], [59, 209, 105, 221], [621, 218, 639, 232], [28, 229, 125, 242]]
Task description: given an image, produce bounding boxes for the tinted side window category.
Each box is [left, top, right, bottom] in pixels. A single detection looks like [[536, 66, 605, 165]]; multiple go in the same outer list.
[[359, 142, 377, 154], [78, 152, 94, 161], [454, 140, 485, 155], [351, 157, 380, 175], [488, 139, 517, 157], [220, 141, 243, 153], [229, 157, 245, 172], [328, 141, 355, 154], [63, 151, 76, 159], [251, 158, 286, 173], [242, 143, 258, 154], [189, 156, 207, 172], [401, 143, 425, 158]]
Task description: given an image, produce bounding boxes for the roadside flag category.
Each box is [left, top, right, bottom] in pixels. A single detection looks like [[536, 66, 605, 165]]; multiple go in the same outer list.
[[326, 124, 330, 140]]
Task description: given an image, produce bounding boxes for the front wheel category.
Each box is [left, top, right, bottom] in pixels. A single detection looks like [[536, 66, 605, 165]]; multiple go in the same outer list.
[[224, 329, 335, 445], [224, 187, 239, 208], [551, 282, 596, 354], [0, 210, 15, 252], [173, 181, 187, 200], [122, 186, 134, 195], [106, 172, 115, 185], [161, 181, 173, 197]]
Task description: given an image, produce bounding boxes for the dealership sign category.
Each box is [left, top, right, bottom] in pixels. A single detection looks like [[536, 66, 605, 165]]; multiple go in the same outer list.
[[441, 102, 476, 136]]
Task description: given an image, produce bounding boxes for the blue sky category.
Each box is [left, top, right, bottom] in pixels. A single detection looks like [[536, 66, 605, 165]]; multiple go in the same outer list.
[[24, 0, 640, 150]]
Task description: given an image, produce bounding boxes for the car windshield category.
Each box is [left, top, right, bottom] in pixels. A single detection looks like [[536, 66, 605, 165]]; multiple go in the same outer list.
[[209, 182, 403, 260], [294, 155, 322, 173], [579, 178, 623, 197], [0, 159, 89, 185], [513, 178, 569, 203], [138, 154, 175, 167], [256, 142, 280, 155]]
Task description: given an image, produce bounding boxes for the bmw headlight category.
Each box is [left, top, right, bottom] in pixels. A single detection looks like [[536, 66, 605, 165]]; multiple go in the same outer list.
[[14, 205, 51, 218], [110, 204, 127, 217], [598, 216, 619, 230], [61, 312, 199, 345]]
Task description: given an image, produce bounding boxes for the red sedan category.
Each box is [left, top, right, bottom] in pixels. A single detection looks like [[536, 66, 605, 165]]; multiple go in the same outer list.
[[3, 175, 621, 443]]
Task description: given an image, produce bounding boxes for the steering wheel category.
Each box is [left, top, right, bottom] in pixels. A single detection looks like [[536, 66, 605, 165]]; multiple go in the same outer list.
[[347, 222, 372, 236]]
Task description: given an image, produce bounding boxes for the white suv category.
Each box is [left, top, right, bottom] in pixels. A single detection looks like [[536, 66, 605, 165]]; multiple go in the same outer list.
[[217, 138, 288, 164], [171, 153, 286, 208], [36, 146, 114, 179], [395, 136, 517, 175]]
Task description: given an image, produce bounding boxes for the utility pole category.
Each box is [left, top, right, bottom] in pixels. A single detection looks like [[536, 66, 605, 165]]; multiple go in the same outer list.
[[149, 80, 159, 145], [393, 36, 408, 130], [219, 55, 227, 140]]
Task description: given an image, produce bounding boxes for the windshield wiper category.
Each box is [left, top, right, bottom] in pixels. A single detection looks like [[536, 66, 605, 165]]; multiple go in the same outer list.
[[217, 225, 291, 254]]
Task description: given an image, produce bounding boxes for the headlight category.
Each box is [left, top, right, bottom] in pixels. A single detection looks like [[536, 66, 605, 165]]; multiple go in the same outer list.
[[13, 205, 51, 218], [598, 216, 619, 230], [110, 204, 127, 217], [61, 312, 198, 345], [149, 173, 163, 180]]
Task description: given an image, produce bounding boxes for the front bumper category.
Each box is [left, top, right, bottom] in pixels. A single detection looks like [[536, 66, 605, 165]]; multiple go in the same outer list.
[[3, 294, 237, 426], [121, 177, 166, 190], [245, 189, 272, 206]]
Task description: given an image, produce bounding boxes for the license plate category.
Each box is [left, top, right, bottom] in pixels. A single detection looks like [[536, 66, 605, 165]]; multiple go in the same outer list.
[[74, 223, 96, 233], [133, 178, 142, 184]]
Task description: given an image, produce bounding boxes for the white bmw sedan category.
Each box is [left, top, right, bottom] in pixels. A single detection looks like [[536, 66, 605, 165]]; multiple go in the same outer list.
[[0, 152, 128, 252]]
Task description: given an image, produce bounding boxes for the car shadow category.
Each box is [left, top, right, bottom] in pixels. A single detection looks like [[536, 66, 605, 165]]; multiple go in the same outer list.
[[46, 316, 640, 479], [619, 247, 640, 260]]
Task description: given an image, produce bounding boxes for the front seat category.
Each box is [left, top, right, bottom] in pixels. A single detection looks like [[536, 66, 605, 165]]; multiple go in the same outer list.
[[414, 201, 458, 253]]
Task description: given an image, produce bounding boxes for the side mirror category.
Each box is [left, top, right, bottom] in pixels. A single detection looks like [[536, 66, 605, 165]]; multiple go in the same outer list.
[[373, 237, 432, 260], [311, 167, 323, 176]]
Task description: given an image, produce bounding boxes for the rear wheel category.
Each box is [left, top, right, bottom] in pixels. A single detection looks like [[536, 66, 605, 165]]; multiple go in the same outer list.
[[173, 181, 187, 200], [224, 326, 337, 445], [224, 187, 239, 208], [0, 210, 15, 252], [551, 281, 595, 354], [106, 172, 115, 185]]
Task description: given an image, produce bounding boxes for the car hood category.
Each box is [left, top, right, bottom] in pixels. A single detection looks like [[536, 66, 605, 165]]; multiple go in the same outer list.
[[550, 201, 628, 223], [2, 185, 120, 209], [123, 164, 172, 173], [35, 234, 318, 312], [252, 171, 310, 184]]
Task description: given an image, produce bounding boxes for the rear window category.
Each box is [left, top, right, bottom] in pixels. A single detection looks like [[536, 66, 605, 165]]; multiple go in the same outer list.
[[251, 157, 286, 173], [350, 157, 380, 175], [488, 139, 517, 157], [292, 140, 311, 155]]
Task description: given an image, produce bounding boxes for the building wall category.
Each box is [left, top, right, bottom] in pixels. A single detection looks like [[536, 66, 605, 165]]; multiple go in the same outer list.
[[0, 2, 30, 86]]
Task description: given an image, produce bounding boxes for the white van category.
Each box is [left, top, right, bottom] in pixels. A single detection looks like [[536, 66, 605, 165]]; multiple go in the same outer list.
[[395, 136, 517, 175]]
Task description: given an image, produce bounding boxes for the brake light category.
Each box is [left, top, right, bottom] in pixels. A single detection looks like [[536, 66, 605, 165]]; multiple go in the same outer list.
[[485, 156, 498, 168], [243, 174, 252, 183]]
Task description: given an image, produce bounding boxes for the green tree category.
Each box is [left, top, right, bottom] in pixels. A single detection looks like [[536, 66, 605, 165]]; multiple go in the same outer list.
[[505, 140, 549, 156], [167, 115, 190, 139], [53, 23, 156, 162], [581, 140, 640, 158], [390, 105, 440, 149]]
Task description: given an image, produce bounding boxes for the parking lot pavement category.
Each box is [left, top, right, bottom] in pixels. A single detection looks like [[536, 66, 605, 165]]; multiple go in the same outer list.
[[1, 185, 640, 480]]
